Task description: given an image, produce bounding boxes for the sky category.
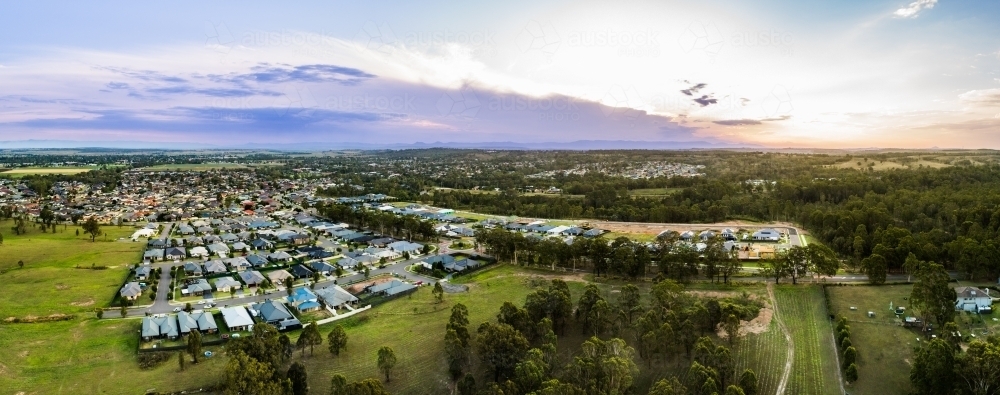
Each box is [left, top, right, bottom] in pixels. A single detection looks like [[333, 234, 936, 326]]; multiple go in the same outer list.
[[1, 0, 999, 149]]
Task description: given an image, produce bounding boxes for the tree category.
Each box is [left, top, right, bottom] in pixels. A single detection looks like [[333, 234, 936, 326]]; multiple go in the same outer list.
[[178, 351, 186, 371], [617, 284, 642, 325], [954, 339, 1000, 395], [458, 374, 477, 395], [82, 217, 102, 242], [94, 308, 104, 319], [781, 244, 839, 284], [448, 303, 471, 347], [364, 266, 371, 279], [445, 328, 471, 380], [725, 385, 746, 395], [328, 324, 348, 356], [377, 346, 397, 382], [329, 374, 349, 395], [861, 253, 888, 285], [739, 369, 758, 395], [18, 260, 24, 269], [279, 334, 294, 363], [300, 322, 323, 356], [477, 322, 530, 382], [284, 276, 294, 290], [433, 282, 444, 303], [120, 305, 127, 318], [759, 258, 790, 283], [723, 314, 741, 347], [287, 362, 309, 395], [910, 262, 956, 326], [648, 377, 687, 395], [187, 330, 203, 363], [224, 350, 287, 395], [843, 346, 857, 369], [845, 363, 858, 383]]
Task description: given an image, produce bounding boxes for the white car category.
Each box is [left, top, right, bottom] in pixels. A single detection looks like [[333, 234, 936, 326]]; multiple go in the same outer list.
[[197, 300, 205, 305], [173, 307, 181, 312]]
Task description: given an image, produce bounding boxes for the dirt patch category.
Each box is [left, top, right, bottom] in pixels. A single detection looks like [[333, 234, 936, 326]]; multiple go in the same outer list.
[[510, 271, 588, 283], [716, 304, 774, 337], [18, 350, 29, 358], [4, 313, 75, 324], [55, 283, 70, 290], [346, 277, 394, 294], [70, 299, 95, 307]]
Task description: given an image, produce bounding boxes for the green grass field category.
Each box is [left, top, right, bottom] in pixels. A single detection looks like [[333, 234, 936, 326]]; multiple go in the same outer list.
[[0, 220, 145, 317], [138, 163, 248, 171], [0, 166, 95, 178], [774, 285, 843, 395], [827, 285, 916, 395], [290, 264, 595, 394], [0, 317, 228, 394], [628, 188, 682, 197], [735, 318, 788, 395]]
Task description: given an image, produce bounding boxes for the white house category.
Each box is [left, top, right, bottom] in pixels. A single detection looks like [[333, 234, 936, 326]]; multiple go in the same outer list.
[[752, 228, 781, 241], [956, 287, 993, 313]]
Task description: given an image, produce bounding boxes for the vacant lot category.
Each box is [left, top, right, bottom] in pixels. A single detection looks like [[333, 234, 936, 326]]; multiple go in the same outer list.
[[827, 285, 917, 395], [0, 167, 95, 177], [628, 188, 682, 197], [0, 317, 227, 394], [138, 163, 248, 171], [774, 285, 842, 395], [0, 220, 144, 317]]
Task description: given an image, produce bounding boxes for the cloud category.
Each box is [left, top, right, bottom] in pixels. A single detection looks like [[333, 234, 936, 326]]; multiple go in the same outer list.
[[893, 0, 938, 18], [146, 86, 281, 98], [693, 95, 717, 107], [106, 82, 130, 90], [212, 64, 376, 86], [959, 89, 1000, 106], [713, 119, 761, 126], [680, 83, 707, 96]]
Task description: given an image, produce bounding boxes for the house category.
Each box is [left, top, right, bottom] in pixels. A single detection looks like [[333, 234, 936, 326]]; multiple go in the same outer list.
[[183, 262, 204, 276], [224, 257, 250, 271], [189, 246, 209, 258], [289, 233, 311, 246], [185, 236, 205, 246], [214, 277, 242, 293], [752, 229, 781, 241], [268, 251, 293, 262], [337, 256, 361, 269], [315, 285, 359, 309], [220, 306, 254, 331], [143, 248, 165, 262], [287, 287, 321, 312], [239, 270, 266, 287], [956, 287, 993, 313], [184, 279, 212, 296], [247, 254, 269, 268], [164, 247, 186, 260], [120, 282, 142, 301], [721, 228, 737, 241], [249, 299, 296, 326], [679, 231, 695, 241], [231, 242, 249, 252], [387, 241, 424, 255], [204, 260, 228, 274], [267, 269, 293, 285], [207, 243, 230, 256], [135, 266, 153, 281], [147, 239, 167, 249], [177, 310, 218, 335], [699, 230, 716, 241], [289, 264, 314, 279], [367, 279, 416, 296], [310, 261, 336, 275], [177, 225, 195, 235], [583, 228, 606, 238], [249, 238, 273, 250], [220, 233, 240, 243], [140, 315, 179, 341]]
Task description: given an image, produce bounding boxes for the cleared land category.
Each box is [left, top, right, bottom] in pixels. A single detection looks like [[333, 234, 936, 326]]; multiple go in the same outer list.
[[826, 285, 916, 395], [734, 318, 788, 395], [628, 188, 682, 197], [0, 167, 95, 177], [0, 220, 144, 317], [774, 285, 843, 395], [138, 163, 248, 171]]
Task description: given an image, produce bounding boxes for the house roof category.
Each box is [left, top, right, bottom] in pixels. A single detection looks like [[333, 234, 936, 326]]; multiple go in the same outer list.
[[120, 282, 142, 297], [251, 300, 294, 322], [214, 277, 242, 290], [267, 269, 292, 283], [239, 270, 266, 285], [141, 315, 178, 338], [957, 286, 989, 299], [220, 306, 254, 328], [287, 287, 317, 304], [315, 285, 358, 306]]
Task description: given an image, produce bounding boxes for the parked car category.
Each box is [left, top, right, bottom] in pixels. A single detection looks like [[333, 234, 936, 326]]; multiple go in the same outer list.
[[173, 307, 181, 312]]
